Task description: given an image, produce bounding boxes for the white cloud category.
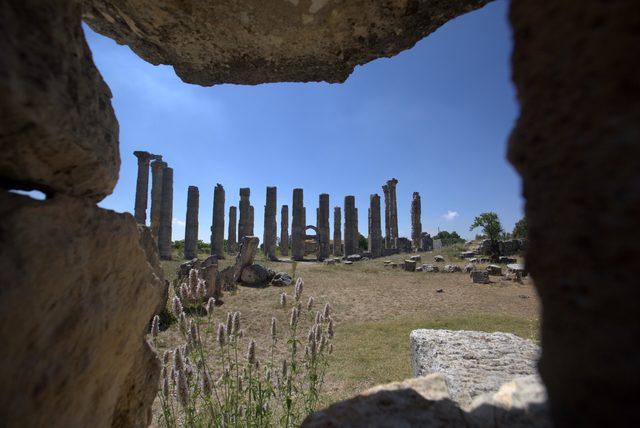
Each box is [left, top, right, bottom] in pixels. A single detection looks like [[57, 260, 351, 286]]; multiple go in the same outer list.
[[173, 218, 186, 227], [442, 211, 459, 221]]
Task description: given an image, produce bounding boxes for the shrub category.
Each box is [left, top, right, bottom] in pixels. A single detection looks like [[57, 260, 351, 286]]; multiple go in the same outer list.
[[151, 277, 335, 427]]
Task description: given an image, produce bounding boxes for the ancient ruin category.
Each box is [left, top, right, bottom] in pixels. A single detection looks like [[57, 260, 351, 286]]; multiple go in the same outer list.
[[317, 194, 330, 261], [237, 188, 251, 242], [133, 151, 161, 224], [411, 192, 422, 251], [344, 196, 358, 256], [150, 159, 167, 238], [227, 206, 237, 253], [263, 186, 278, 260], [382, 178, 399, 249], [157, 167, 173, 260], [291, 188, 305, 261], [368, 194, 383, 258], [211, 184, 225, 258], [333, 207, 343, 256], [280, 205, 289, 256], [3, 0, 638, 426], [184, 185, 199, 260]]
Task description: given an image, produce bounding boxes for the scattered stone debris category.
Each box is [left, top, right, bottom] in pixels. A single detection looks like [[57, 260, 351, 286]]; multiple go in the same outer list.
[[486, 265, 503, 276], [270, 272, 292, 287], [519, 294, 530, 299], [436, 288, 444, 293], [403, 259, 417, 272], [240, 263, 275, 286], [460, 251, 476, 259], [415, 266, 423, 272], [324, 259, 337, 265], [443, 264, 462, 273], [346, 254, 362, 262], [469, 257, 479, 264], [471, 270, 490, 284], [344, 260, 354, 265], [434, 255, 445, 262], [390, 262, 398, 269], [409, 255, 421, 262], [464, 264, 474, 273], [422, 264, 439, 273], [499, 256, 517, 264], [507, 263, 528, 277]]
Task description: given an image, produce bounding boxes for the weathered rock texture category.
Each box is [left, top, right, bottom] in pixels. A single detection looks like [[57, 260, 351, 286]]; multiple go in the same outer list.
[[411, 191, 422, 251], [1, 0, 119, 201], [82, 0, 491, 86], [317, 193, 330, 261], [133, 151, 160, 224], [507, 2, 640, 425], [291, 188, 305, 261], [233, 236, 259, 282], [263, 186, 278, 260], [368, 194, 382, 258], [280, 205, 289, 256], [0, 191, 163, 426], [149, 159, 166, 238], [238, 187, 251, 242], [184, 185, 199, 259], [344, 195, 358, 256], [303, 373, 550, 427], [382, 178, 399, 248], [248, 205, 255, 236], [333, 206, 342, 256], [227, 206, 237, 253], [157, 166, 173, 259], [211, 184, 225, 258], [411, 329, 540, 408]]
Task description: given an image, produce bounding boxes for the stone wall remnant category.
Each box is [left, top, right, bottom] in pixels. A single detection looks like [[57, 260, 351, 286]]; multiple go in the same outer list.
[[149, 159, 167, 238], [133, 151, 161, 224], [263, 186, 278, 260], [280, 205, 289, 256], [184, 185, 199, 259], [411, 192, 422, 251], [317, 193, 330, 261], [368, 194, 382, 258], [333, 206, 342, 256], [233, 236, 259, 282], [227, 206, 237, 254], [210, 184, 225, 258], [291, 188, 305, 260], [157, 166, 173, 260]]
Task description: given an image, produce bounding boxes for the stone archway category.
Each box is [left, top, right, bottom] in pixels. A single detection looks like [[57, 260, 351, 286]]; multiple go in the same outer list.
[[303, 225, 320, 260], [2, 0, 639, 426]]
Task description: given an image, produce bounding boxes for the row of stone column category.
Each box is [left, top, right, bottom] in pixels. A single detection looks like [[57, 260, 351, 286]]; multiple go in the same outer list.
[[133, 151, 174, 260]]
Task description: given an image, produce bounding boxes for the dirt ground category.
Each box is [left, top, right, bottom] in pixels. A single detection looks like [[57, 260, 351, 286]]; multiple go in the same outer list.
[[155, 248, 540, 407]]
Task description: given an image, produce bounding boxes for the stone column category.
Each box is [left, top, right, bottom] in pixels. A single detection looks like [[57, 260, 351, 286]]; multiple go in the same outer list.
[[382, 184, 390, 248], [280, 205, 289, 256], [238, 188, 251, 241], [291, 188, 305, 260], [263, 186, 278, 260], [411, 192, 422, 251], [344, 196, 357, 256], [387, 178, 399, 248], [158, 166, 173, 260], [333, 207, 342, 256], [228, 206, 237, 253], [210, 184, 225, 258], [133, 151, 160, 224], [368, 194, 382, 258], [317, 194, 330, 261], [249, 205, 254, 236], [184, 186, 199, 259], [150, 160, 167, 238]]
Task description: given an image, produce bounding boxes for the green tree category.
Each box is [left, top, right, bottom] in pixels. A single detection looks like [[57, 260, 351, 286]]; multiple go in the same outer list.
[[434, 230, 465, 245], [358, 233, 368, 251], [469, 212, 503, 242], [512, 217, 528, 239]]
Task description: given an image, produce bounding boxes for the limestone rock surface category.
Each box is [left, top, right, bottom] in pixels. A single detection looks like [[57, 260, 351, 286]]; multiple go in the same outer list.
[[0, 191, 163, 426], [82, 0, 491, 86], [410, 329, 540, 407], [0, 0, 119, 200]]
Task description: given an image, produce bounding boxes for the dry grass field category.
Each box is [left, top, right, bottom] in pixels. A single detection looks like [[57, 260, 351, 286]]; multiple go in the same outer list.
[[155, 246, 540, 408]]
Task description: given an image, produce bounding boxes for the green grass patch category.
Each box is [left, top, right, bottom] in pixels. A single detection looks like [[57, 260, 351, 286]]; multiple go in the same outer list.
[[324, 313, 539, 402]]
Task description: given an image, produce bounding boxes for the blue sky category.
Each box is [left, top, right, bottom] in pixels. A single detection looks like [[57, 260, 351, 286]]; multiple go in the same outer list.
[[88, 0, 521, 242]]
